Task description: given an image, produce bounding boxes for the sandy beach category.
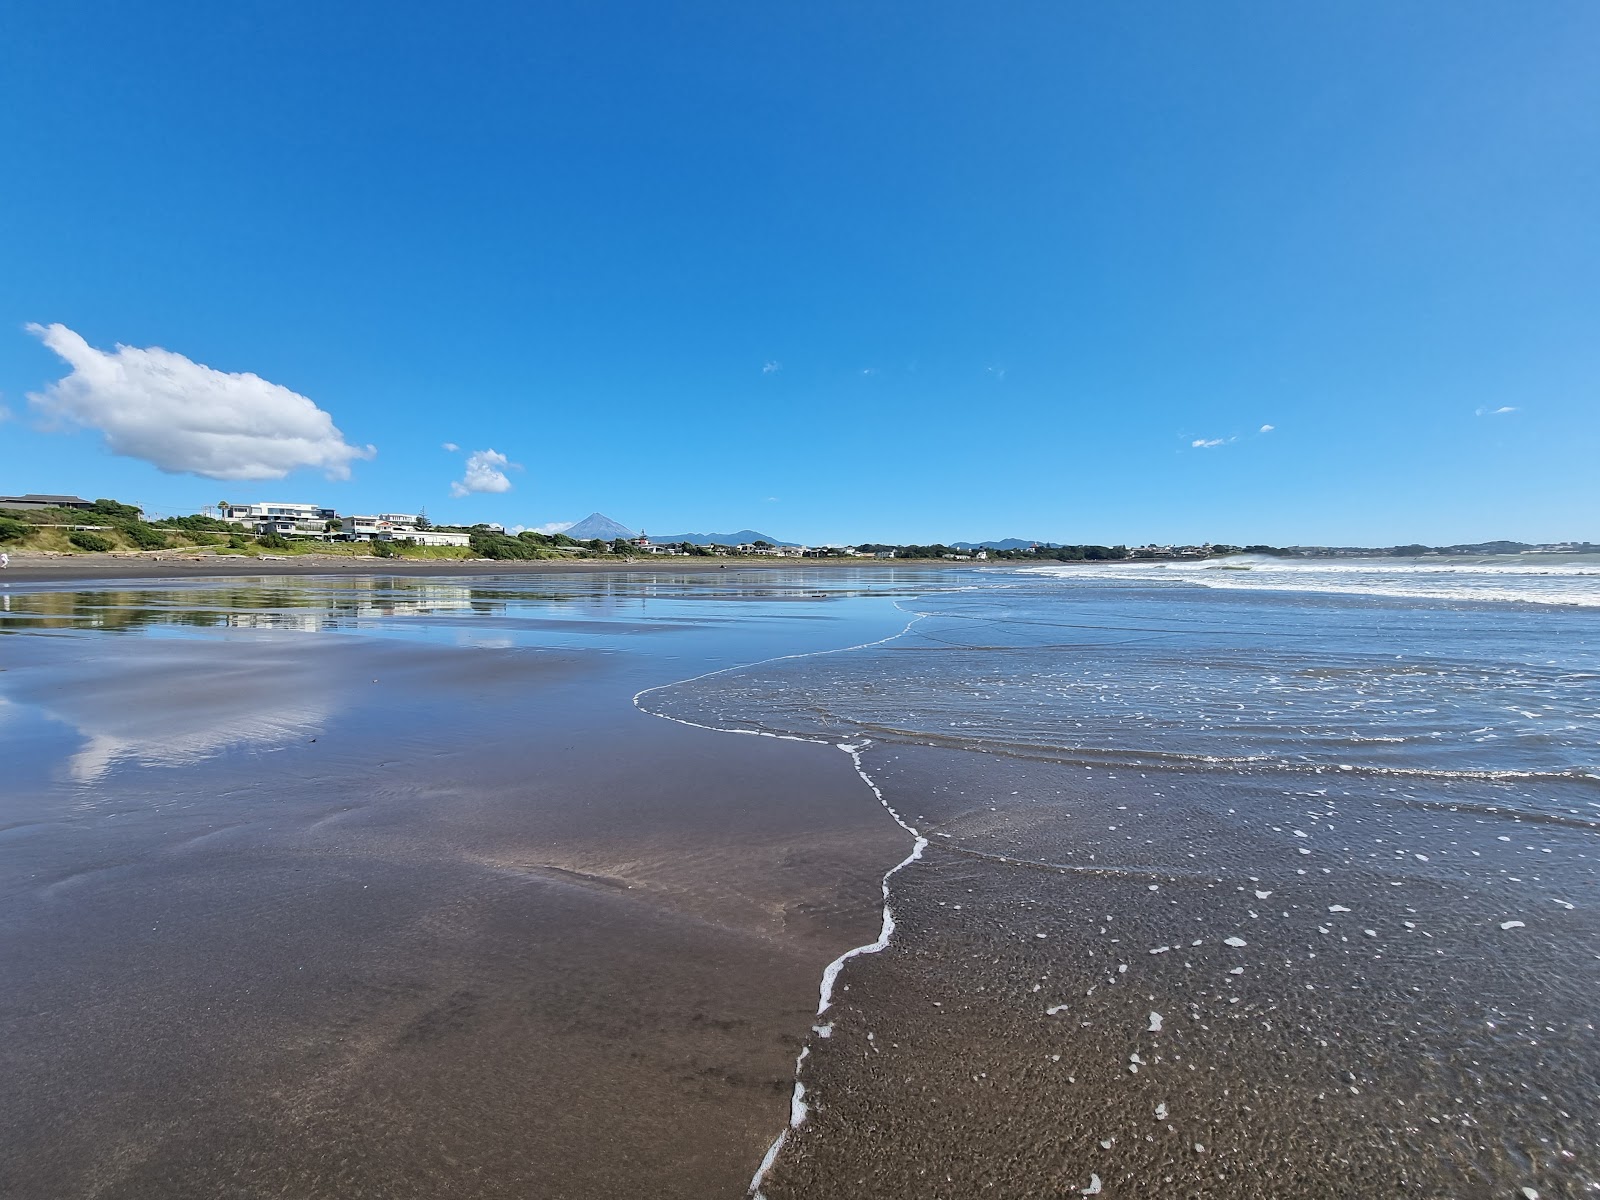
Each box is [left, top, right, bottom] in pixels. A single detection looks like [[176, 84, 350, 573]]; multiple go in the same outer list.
[[3, 564, 1595, 1198], [0, 552, 971, 587], [0, 573, 916, 1198]]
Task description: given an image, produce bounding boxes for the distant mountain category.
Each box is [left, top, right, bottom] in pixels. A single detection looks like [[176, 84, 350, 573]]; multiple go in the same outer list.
[[648, 529, 798, 547], [949, 538, 1061, 550], [562, 512, 637, 540]]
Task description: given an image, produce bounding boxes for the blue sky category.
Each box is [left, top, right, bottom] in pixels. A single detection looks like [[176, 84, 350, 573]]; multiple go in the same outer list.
[[2, 2, 1597, 545]]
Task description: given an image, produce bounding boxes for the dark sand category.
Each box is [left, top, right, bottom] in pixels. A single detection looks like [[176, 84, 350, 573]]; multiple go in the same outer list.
[[757, 746, 1597, 1199], [0, 552, 967, 587], [11, 567, 1590, 1198], [0, 585, 913, 1198]]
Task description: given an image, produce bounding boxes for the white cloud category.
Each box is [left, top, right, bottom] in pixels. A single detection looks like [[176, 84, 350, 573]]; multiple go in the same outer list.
[[1191, 437, 1230, 449], [528, 521, 574, 535], [450, 448, 516, 497], [1475, 405, 1518, 416], [1259, 424, 1275, 433], [441, 441, 460, 451], [25, 323, 374, 481], [762, 360, 782, 375]]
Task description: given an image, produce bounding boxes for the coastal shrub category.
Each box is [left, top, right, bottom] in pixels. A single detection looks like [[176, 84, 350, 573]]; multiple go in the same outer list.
[[0, 516, 29, 542], [256, 532, 292, 550], [371, 538, 398, 558], [158, 514, 235, 533], [470, 531, 535, 559], [227, 533, 249, 550], [68, 531, 114, 552], [89, 498, 144, 520], [122, 523, 169, 550]]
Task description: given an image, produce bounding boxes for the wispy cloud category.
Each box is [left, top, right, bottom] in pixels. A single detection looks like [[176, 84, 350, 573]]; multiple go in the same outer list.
[[441, 441, 459, 451], [1191, 437, 1233, 449], [762, 360, 782, 375], [986, 365, 1006, 380], [1259, 424, 1275, 433], [1475, 405, 1519, 416], [449, 448, 517, 497], [25, 323, 374, 481]]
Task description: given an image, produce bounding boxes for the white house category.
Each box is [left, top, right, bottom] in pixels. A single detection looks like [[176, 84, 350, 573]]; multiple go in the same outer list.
[[220, 502, 335, 524], [338, 515, 396, 540], [378, 528, 470, 547], [218, 501, 337, 538]]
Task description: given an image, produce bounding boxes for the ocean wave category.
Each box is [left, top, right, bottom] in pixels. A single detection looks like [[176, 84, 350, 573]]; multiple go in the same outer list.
[[777, 720, 1600, 789], [1018, 555, 1600, 607]]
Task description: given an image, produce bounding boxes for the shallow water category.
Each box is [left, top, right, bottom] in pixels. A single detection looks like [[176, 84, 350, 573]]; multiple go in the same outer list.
[[646, 559, 1600, 1197]]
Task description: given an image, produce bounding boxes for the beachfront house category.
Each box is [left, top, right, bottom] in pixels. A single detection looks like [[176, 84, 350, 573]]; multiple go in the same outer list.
[[337, 513, 467, 546], [0, 493, 99, 512], [219, 501, 338, 538], [377, 528, 470, 547]]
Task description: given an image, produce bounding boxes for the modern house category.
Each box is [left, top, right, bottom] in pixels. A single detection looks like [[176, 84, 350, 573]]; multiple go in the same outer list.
[[219, 502, 336, 525], [377, 528, 470, 547], [216, 502, 337, 538], [207, 502, 467, 546], [339, 514, 468, 546]]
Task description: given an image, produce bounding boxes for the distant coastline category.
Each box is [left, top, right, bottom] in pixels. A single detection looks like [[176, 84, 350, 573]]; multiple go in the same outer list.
[[3, 495, 1592, 570]]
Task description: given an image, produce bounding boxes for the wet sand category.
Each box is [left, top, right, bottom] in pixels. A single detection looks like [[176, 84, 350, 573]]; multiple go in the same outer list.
[[10, 568, 1592, 1198], [0, 553, 968, 586], [756, 746, 1597, 1199], [0, 581, 913, 1198]]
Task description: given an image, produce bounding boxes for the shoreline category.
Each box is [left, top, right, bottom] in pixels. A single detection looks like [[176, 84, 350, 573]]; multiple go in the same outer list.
[[0, 552, 979, 586], [629, 610, 935, 1196], [0, 574, 919, 1198]]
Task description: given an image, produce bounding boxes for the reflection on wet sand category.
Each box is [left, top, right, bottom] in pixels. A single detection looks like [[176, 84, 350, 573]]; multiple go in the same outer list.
[[0, 570, 920, 1200]]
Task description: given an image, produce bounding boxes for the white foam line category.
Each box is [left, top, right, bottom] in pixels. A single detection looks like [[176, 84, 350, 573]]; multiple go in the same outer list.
[[631, 609, 930, 1198], [816, 743, 927, 1014]]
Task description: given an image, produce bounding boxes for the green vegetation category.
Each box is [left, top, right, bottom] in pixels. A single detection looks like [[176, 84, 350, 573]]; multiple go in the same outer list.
[[123, 523, 170, 550], [156, 513, 236, 533], [0, 516, 29, 543], [1002, 544, 1129, 561], [68, 531, 115, 552], [468, 528, 570, 560]]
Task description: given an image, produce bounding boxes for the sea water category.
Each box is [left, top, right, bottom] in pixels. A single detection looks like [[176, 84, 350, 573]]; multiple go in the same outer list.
[[654, 556, 1600, 787], [648, 556, 1600, 1197]]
